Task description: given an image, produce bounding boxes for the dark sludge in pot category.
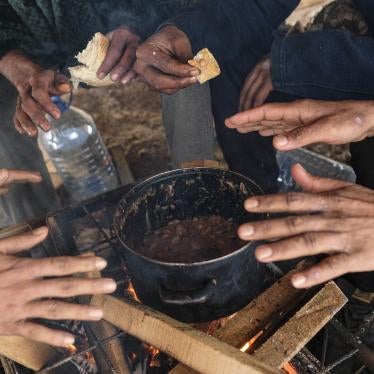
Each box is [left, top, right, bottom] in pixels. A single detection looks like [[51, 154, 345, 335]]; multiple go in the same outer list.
[[114, 168, 269, 323]]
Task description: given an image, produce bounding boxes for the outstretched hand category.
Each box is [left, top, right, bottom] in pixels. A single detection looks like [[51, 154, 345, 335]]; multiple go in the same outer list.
[[238, 164, 374, 288], [0, 227, 117, 347], [226, 100, 374, 150]]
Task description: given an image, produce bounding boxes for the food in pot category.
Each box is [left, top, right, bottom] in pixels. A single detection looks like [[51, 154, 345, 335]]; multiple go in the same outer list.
[[137, 215, 246, 263]]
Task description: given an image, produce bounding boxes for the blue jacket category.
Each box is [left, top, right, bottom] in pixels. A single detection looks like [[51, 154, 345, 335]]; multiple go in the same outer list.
[[172, 0, 374, 99]]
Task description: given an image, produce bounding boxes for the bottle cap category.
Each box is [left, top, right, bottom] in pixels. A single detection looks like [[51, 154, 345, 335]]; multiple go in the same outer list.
[[52, 96, 71, 113]]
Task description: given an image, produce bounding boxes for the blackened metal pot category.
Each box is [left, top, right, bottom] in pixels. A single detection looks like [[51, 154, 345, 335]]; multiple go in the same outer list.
[[114, 168, 268, 323]]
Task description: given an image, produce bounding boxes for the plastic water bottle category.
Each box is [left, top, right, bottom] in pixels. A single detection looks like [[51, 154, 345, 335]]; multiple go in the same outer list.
[[38, 97, 119, 203]]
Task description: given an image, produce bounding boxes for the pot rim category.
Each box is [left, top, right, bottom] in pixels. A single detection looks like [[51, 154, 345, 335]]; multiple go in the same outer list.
[[114, 167, 264, 267]]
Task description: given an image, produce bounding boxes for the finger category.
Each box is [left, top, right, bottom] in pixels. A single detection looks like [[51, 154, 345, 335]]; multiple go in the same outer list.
[[226, 103, 286, 128], [23, 255, 108, 278], [16, 98, 39, 136], [291, 164, 352, 193], [98, 31, 129, 78], [24, 300, 103, 321], [253, 82, 272, 108], [121, 69, 137, 85], [254, 232, 345, 263], [109, 45, 137, 82], [137, 46, 199, 78], [0, 227, 48, 255], [29, 277, 117, 299], [238, 215, 346, 241], [241, 74, 264, 111], [54, 73, 72, 94], [137, 63, 197, 92], [239, 71, 259, 110], [20, 96, 50, 131], [273, 121, 330, 150], [0, 169, 42, 185], [259, 128, 285, 136], [14, 321, 75, 347], [30, 73, 61, 119], [290, 254, 353, 288], [13, 117, 26, 136]]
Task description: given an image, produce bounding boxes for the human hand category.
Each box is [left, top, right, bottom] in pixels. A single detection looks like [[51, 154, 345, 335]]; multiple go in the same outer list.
[[226, 100, 374, 150], [134, 25, 200, 94], [238, 164, 374, 288], [97, 26, 141, 85], [0, 51, 71, 136], [239, 56, 273, 111], [0, 226, 117, 347], [0, 169, 42, 195]]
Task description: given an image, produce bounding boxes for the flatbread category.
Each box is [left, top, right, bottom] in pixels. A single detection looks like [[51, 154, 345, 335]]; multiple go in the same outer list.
[[188, 48, 221, 84]]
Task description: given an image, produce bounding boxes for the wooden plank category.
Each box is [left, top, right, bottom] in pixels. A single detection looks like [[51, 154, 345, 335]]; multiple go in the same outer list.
[[0, 337, 57, 371], [254, 282, 347, 369], [91, 295, 280, 374], [110, 145, 135, 186], [77, 263, 131, 374], [180, 160, 227, 169], [171, 262, 309, 374]]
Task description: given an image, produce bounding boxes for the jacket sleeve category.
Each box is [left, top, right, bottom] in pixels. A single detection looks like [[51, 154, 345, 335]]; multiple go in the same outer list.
[[168, 0, 300, 63], [271, 30, 374, 99], [0, 3, 33, 58]]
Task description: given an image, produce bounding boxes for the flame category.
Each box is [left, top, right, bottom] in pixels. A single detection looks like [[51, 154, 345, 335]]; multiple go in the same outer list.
[[240, 330, 264, 352], [66, 344, 78, 354], [283, 362, 298, 374], [126, 282, 140, 302], [148, 346, 160, 367]]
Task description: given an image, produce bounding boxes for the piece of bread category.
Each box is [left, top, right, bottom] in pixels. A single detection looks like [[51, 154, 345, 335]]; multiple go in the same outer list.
[[188, 48, 221, 84], [69, 32, 114, 88]]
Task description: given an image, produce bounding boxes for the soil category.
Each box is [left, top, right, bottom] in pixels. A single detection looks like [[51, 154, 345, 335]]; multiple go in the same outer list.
[[72, 82, 350, 182], [136, 215, 246, 263], [73, 83, 170, 180]]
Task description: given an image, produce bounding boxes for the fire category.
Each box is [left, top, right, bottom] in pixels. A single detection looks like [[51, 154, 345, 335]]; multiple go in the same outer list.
[[240, 330, 264, 352], [283, 362, 298, 374], [148, 346, 161, 367], [66, 344, 78, 354], [126, 281, 140, 302]]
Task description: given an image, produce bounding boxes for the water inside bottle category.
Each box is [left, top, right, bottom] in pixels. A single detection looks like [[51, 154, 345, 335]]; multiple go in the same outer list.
[[39, 105, 119, 202]]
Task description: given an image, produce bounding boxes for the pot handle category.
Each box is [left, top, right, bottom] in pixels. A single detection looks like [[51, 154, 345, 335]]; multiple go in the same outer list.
[[159, 279, 217, 305]]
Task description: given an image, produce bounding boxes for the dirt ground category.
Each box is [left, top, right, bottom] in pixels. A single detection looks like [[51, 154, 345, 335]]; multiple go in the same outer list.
[[73, 83, 169, 180], [72, 82, 350, 181]]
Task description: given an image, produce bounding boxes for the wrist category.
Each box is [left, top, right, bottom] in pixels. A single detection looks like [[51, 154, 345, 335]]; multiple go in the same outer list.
[[0, 50, 42, 89]]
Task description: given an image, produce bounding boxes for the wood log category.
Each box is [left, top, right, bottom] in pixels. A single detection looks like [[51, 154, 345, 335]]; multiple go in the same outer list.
[[180, 160, 227, 169], [77, 262, 131, 374], [110, 145, 135, 185], [91, 295, 280, 374], [254, 282, 347, 369], [0, 337, 57, 371], [171, 262, 309, 374]]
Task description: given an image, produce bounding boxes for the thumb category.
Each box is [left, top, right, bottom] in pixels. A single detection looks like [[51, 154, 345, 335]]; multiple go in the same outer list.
[[291, 164, 351, 193], [273, 120, 329, 151], [54, 73, 72, 94]]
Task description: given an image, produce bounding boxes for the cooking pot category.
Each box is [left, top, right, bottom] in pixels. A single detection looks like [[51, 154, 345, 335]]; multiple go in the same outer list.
[[114, 168, 268, 323]]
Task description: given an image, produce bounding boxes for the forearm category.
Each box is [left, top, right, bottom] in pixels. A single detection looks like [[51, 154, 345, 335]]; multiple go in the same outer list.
[[0, 50, 41, 89], [271, 30, 374, 99]]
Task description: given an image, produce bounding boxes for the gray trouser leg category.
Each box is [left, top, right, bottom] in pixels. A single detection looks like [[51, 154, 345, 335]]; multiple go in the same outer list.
[[162, 83, 215, 168], [0, 76, 59, 227]]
